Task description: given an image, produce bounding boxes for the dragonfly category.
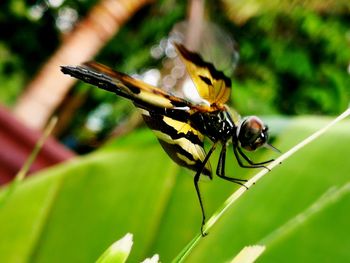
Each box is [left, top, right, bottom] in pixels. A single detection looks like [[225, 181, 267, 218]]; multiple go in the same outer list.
[[61, 43, 278, 236]]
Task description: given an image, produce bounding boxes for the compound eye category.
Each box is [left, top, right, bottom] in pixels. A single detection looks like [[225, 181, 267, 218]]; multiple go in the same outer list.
[[254, 129, 268, 148], [238, 116, 267, 151]]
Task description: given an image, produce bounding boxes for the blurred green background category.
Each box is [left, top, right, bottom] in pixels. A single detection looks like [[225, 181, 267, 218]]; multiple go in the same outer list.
[[1, 0, 349, 151], [0, 0, 350, 262]]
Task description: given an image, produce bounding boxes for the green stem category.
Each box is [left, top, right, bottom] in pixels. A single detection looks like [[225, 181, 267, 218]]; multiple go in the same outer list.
[[0, 117, 57, 206], [172, 107, 350, 263]]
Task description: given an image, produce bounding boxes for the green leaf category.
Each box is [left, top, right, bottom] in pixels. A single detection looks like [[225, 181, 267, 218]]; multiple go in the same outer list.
[[0, 145, 178, 262], [0, 116, 350, 262]]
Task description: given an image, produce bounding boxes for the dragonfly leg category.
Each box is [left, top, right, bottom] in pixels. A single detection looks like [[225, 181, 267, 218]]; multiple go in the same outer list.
[[233, 146, 269, 170], [216, 145, 248, 189], [237, 147, 274, 166], [194, 142, 217, 237]]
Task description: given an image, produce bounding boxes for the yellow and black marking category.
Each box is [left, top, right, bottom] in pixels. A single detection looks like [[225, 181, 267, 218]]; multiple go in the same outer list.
[[61, 43, 275, 237], [141, 110, 211, 177], [175, 43, 231, 106]]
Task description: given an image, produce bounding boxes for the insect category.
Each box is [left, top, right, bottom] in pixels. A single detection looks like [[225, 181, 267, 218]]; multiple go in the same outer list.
[[61, 43, 278, 236]]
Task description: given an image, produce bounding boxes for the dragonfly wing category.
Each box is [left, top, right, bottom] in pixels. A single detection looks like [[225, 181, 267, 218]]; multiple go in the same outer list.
[[141, 109, 212, 178], [61, 62, 194, 111], [61, 62, 212, 177], [175, 43, 231, 105]]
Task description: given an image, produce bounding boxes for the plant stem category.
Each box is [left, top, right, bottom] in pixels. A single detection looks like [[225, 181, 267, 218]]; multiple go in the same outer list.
[[0, 117, 57, 206], [172, 107, 350, 263]]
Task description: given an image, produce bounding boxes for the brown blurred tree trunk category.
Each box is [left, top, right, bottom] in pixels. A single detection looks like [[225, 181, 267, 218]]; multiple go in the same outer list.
[[14, 0, 153, 130]]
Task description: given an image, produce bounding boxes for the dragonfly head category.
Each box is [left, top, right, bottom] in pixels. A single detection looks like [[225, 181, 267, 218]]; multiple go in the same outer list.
[[237, 116, 269, 151]]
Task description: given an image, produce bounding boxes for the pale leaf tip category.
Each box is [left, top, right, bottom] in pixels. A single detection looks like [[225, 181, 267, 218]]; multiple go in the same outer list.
[[96, 233, 133, 263], [111, 233, 133, 253], [231, 245, 266, 263], [141, 254, 160, 263]]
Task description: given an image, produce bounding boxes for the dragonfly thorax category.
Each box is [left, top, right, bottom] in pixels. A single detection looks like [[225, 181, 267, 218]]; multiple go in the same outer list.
[[190, 110, 236, 143]]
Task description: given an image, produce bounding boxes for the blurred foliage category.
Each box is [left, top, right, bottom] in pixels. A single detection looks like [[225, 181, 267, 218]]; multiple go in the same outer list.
[[0, 0, 77, 105], [0, 0, 349, 150], [222, 0, 350, 24], [230, 7, 350, 115]]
